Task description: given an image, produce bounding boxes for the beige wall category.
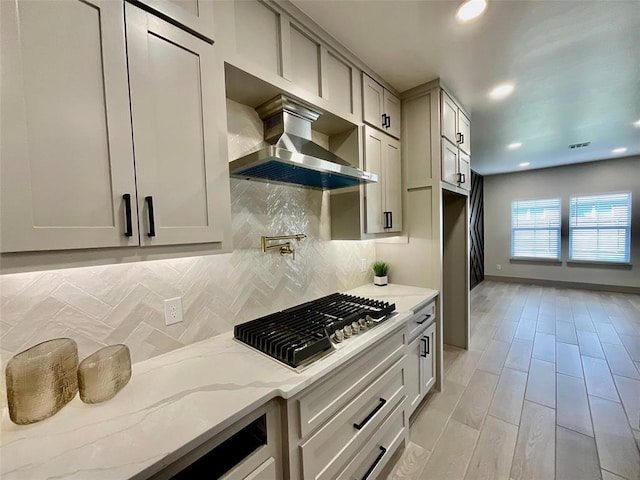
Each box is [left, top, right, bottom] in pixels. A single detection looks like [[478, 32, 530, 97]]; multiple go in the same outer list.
[[484, 156, 640, 289], [0, 101, 375, 383]]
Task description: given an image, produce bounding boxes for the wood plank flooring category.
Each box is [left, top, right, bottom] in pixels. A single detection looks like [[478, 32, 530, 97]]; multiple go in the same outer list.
[[387, 281, 640, 480]]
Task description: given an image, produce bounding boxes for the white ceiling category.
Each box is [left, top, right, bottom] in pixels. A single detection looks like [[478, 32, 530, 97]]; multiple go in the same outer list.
[[291, 0, 640, 175]]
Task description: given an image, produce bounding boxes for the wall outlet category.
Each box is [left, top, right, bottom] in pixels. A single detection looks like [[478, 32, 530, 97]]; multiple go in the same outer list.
[[496, 264, 502, 271], [164, 297, 183, 326], [360, 259, 368, 273]]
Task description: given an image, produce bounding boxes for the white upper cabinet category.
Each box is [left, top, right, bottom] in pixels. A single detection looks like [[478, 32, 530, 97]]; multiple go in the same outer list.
[[440, 90, 471, 190], [322, 50, 356, 116], [441, 91, 458, 146], [0, 0, 138, 253], [0, 1, 229, 254], [289, 25, 321, 96], [458, 110, 471, 155], [362, 73, 401, 139], [134, 0, 215, 41], [126, 4, 225, 246], [233, 0, 282, 76], [364, 127, 402, 234]]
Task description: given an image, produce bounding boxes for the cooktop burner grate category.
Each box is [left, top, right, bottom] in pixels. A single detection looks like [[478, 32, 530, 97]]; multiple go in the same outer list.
[[234, 293, 395, 368]]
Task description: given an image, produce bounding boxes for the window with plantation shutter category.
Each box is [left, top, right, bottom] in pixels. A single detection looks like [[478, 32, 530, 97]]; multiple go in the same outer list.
[[569, 192, 631, 263], [511, 198, 561, 259]]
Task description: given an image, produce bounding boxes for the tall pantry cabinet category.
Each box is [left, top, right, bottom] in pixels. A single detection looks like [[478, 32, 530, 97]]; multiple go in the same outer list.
[[0, 0, 230, 254]]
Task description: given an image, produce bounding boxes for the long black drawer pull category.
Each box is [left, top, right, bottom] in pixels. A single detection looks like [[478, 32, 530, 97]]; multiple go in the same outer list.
[[145, 196, 156, 237], [353, 398, 387, 430], [420, 337, 427, 357], [417, 313, 431, 325], [426, 335, 430, 355], [122, 194, 133, 237], [362, 446, 387, 480]]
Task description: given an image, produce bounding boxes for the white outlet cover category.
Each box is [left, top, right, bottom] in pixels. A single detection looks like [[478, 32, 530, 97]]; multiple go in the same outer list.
[[164, 297, 183, 326]]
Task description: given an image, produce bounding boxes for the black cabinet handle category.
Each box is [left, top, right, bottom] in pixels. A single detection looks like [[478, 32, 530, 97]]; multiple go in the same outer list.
[[420, 337, 427, 357], [417, 313, 431, 325], [426, 335, 430, 355], [387, 115, 391, 129], [456, 132, 462, 144], [145, 196, 156, 237], [382, 113, 387, 128], [461, 133, 465, 144], [361, 446, 387, 480], [461, 173, 466, 184], [353, 397, 387, 430], [122, 194, 133, 237], [388, 211, 393, 229], [383, 211, 390, 229]]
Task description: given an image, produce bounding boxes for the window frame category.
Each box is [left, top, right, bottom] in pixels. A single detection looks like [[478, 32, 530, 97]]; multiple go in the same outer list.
[[568, 191, 632, 264], [510, 197, 562, 261]]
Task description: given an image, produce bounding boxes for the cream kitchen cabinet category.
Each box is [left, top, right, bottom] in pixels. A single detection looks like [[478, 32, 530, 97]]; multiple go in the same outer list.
[[284, 327, 407, 480], [126, 4, 226, 246], [441, 90, 470, 156], [363, 73, 401, 139], [442, 139, 470, 191], [132, 0, 215, 41], [364, 126, 403, 234], [405, 301, 437, 417], [0, 0, 228, 253]]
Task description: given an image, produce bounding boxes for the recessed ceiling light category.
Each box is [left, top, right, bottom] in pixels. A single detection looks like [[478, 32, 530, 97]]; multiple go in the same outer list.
[[612, 147, 628, 154], [634, 119, 640, 128], [519, 162, 530, 167], [455, 0, 487, 23], [489, 83, 514, 100], [507, 142, 522, 150]]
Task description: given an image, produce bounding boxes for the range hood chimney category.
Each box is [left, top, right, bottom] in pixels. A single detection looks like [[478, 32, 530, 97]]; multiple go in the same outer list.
[[229, 95, 377, 190]]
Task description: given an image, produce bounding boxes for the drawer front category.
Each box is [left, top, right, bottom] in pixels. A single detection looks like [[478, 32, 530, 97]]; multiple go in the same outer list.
[[297, 328, 405, 438], [300, 357, 405, 480], [337, 398, 406, 480], [407, 301, 435, 342]]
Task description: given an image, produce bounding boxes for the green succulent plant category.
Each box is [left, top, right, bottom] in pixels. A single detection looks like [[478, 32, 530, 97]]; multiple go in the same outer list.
[[372, 261, 389, 277]]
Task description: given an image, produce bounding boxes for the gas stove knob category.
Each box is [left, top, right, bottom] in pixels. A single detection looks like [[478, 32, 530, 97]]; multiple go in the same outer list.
[[334, 329, 344, 343], [359, 318, 368, 329], [351, 321, 360, 334], [343, 325, 353, 338], [365, 315, 375, 327]]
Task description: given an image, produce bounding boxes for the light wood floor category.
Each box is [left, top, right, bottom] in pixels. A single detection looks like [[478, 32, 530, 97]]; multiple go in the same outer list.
[[386, 280, 640, 480]]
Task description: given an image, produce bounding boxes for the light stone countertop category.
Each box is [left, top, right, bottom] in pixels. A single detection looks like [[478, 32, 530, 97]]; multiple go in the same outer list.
[[0, 284, 438, 480]]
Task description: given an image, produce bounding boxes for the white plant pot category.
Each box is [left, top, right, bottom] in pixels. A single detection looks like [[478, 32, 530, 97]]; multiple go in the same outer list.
[[374, 275, 388, 286]]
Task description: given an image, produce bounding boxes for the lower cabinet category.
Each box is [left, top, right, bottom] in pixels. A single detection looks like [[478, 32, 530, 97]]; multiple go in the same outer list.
[[406, 303, 437, 418], [285, 328, 407, 480]]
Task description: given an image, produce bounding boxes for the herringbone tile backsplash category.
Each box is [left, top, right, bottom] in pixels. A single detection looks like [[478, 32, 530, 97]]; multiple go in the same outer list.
[[0, 101, 375, 398]]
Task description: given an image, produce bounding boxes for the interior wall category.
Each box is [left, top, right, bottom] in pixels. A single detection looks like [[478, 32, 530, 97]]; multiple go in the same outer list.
[[484, 156, 640, 289], [470, 170, 484, 289]]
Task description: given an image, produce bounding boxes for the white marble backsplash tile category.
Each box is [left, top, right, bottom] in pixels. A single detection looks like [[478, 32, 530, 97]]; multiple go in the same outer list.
[[0, 100, 374, 403]]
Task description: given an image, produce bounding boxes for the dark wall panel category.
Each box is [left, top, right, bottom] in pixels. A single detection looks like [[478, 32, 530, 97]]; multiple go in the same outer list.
[[470, 170, 484, 289]]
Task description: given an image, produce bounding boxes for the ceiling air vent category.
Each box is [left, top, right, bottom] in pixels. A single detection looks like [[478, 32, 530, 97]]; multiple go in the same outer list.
[[569, 142, 591, 149]]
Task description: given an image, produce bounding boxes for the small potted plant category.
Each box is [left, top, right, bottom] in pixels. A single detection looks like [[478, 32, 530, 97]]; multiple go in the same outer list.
[[372, 261, 389, 286]]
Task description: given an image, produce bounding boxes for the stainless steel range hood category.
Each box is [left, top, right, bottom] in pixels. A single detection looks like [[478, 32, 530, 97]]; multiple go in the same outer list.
[[229, 95, 377, 190]]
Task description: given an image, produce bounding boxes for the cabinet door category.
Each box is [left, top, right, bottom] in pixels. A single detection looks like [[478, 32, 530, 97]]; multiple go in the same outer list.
[[126, 4, 225, 246], [364, 127, 385, 234], [441, 91, 458, 145], [362, 73, 385, 130], [420, 323, 436, 395], [458, 110, 471, 155], [458, 151, 471, 191], [135, 0, 214, 41], [383, 90, 402, 139], [441, 139, 460, 187], [406, 335, 422, 417], [0, 0, 138, 253], [383, 137, 402, 233]]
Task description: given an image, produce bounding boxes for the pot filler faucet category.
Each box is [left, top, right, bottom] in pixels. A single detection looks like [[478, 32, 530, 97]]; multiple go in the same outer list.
[[261, 233, 307, 260]]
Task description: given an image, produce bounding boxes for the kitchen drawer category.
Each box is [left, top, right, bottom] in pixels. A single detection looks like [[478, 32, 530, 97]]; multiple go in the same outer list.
[[296, 328, 405, 438], [407, 301, 435, 342], [300, 357, 405, 480], [337, 396, 406, 480], [244, 457, 276, 480]]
